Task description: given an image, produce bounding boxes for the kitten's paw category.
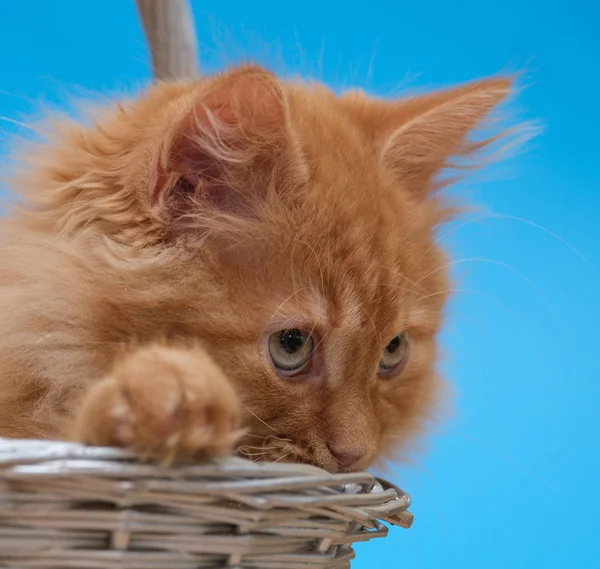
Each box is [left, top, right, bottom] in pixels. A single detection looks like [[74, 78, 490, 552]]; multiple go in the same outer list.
[[70, 345, 242, 461]]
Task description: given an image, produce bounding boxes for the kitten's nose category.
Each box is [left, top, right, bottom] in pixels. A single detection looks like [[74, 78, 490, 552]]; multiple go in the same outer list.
[[327, 444, 364, 469]]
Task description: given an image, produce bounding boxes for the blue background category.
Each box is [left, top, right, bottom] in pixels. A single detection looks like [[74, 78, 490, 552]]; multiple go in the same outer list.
[[1, 1, 598, 567]]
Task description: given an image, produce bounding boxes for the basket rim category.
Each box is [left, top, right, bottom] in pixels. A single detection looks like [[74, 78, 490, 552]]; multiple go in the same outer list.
[[0, 437, 413, 529]]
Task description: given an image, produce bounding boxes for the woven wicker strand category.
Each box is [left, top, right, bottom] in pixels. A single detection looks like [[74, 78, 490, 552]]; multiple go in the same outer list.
[[0, 438, 412, 568]]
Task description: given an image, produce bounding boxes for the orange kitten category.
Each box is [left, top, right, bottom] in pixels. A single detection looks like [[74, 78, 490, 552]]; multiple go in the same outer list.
[[0, 65, 510, 472]]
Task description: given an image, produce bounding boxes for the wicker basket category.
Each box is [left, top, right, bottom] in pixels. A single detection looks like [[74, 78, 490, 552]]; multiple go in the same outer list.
[[0, 438, 411, 568]]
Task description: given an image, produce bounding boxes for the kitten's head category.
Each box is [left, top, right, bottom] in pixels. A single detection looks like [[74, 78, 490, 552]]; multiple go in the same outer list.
[[19, 65, 512, 471]]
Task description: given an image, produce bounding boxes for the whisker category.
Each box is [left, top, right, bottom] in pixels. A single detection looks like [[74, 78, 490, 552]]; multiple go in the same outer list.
[[255, 287, 313, 347], [298, 239, 327, 299], [266, 437, 292, 444], [358, 304, 383, 348], [274, 453, 291, 463], [484, 212, 598, 273], [414, 257, 573, 354], [243, 433, 292, 443], [238, 450, 271, 457], [241, 403, 277, 432], [311, 327, 331, 354], [413, 286, 546, 363], [0, 116, 40, 134], [236, 445, 279, 451], [345, 261, 428, 296], [434, 212, 598, 275]]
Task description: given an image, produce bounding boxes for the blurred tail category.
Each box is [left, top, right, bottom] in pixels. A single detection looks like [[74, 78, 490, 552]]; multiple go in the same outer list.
[[135, 0, 200, 81]]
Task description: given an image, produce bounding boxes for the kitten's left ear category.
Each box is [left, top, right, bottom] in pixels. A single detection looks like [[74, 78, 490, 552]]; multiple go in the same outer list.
[[154, 66, 307, 218], [373, 78, 512, 196]]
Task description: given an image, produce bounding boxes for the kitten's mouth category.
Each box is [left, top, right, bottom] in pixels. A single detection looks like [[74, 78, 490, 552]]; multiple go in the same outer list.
[[236, 435, 349, 473], [236, 435, 302, 465]]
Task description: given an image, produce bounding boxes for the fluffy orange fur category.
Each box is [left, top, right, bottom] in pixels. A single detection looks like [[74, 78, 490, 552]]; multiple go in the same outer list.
[[0, 65, 511, 472]]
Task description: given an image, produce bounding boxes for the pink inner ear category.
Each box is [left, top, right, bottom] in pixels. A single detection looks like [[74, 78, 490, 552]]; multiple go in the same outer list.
[[155, 67, 289, 216], [179, 163, 250, 216]]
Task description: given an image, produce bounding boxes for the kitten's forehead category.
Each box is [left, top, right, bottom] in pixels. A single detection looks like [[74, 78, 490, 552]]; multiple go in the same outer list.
[[264, 287, 329, 330], [264, 227, 417, 340], [283, 95, 442, 335]]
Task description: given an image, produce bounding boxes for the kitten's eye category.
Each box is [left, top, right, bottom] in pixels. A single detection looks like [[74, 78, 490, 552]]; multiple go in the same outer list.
[[268, 329, 314, 376], [378, 332, 410, 377]]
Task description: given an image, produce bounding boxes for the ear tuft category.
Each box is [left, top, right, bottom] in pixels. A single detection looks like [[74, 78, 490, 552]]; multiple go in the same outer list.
[[379, 77, 514, 195]]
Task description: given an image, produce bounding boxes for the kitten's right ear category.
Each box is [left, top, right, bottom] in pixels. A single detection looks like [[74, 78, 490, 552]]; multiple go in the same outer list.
[[343, 77, 513, 198], [153, 66, 307, 219], [380, 78, 512, 195]]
